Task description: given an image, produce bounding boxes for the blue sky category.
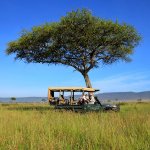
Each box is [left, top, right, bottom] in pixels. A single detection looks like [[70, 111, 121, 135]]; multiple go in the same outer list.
[[0, 0, 150, 97]]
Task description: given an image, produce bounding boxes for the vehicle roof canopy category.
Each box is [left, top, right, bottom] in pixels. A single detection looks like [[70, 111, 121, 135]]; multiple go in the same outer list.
[[48, 87, 99, 92]]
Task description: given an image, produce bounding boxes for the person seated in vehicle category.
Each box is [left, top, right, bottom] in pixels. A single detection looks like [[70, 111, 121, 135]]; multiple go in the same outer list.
[[78, 94, 84, 105], [78, 94, 88, 105], [58, 94, 65, 104], [88, 93, 96, 104], [84, 94, 89, 104]]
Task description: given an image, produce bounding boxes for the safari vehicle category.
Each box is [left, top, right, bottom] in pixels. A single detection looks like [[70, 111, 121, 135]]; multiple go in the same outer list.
[[48, 87, 120, 112]]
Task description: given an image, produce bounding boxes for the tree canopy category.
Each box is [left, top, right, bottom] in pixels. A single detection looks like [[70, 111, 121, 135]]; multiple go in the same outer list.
[[11, 97, 16, 101], [6, 9, 141, 88]]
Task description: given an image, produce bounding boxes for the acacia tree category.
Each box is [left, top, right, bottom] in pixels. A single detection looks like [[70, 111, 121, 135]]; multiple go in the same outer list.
[[11, 97, 16, 102], [6, 9, 141, 88]]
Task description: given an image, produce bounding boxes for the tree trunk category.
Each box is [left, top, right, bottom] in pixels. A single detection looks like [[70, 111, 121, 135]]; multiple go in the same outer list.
[[83, 73, 92, 88]]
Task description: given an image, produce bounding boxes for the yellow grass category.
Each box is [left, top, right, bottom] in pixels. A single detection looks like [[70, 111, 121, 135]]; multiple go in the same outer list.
[[0, 102, 150, 150]]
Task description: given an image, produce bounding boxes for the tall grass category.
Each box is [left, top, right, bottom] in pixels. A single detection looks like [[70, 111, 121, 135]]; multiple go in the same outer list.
[[0, 102, 150, 150]]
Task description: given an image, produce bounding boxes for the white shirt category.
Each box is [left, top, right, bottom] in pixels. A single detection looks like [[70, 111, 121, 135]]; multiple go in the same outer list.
[[89, 96, 95, 104]]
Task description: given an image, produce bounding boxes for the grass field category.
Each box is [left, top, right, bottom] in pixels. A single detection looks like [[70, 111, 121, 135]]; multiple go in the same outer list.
[[0, 102, 150, 150]]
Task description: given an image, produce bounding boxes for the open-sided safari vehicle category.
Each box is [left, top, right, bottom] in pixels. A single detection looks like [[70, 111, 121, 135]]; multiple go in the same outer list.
[[48, 87, 120, 112]]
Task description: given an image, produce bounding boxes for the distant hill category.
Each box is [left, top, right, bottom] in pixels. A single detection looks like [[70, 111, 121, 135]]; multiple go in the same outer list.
[[97, 91, 150, 101], [0, 91, 150, 102]]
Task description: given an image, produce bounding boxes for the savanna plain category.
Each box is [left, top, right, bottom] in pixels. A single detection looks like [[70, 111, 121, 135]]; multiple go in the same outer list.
[[0, 102, 150, 150]]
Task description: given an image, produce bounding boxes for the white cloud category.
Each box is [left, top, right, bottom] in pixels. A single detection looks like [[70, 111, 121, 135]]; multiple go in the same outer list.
[[92, 71, 150, 92]]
